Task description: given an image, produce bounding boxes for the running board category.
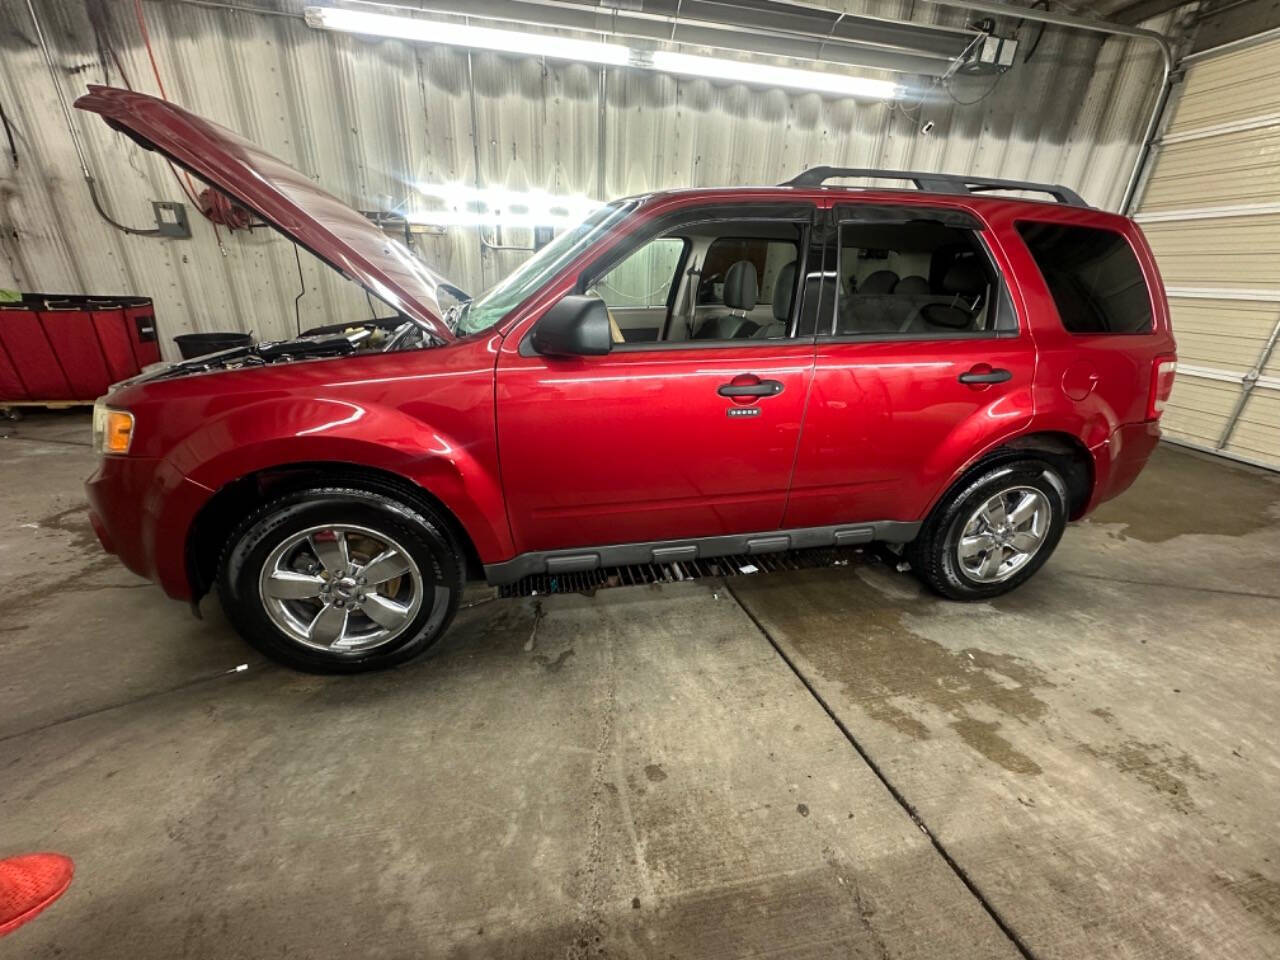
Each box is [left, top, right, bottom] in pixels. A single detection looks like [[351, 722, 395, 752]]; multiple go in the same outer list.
[[483, 521, 920, 586]]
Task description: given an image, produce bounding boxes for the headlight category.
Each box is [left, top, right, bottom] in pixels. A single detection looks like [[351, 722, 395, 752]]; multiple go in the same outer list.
[[92, 401, 135, 454]]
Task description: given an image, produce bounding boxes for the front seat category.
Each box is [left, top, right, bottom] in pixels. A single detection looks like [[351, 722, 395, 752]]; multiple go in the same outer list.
[[694, 260, 760, 339], [858, 270, 899, 294], [755, 261, 797, 338]]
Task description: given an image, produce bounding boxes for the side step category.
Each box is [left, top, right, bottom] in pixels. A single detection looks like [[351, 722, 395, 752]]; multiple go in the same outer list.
[[484, 521, 919, 586]]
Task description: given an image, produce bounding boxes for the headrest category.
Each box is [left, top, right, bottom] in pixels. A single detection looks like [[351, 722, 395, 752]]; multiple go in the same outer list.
[[724, 260, 758, 312], [859, 270, 899, 294], [772, 261, 797, 322], [895, 275, 930, 295], [943, 257, 987, 296]]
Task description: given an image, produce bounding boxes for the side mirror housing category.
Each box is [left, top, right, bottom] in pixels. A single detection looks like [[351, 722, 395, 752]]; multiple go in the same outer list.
[[531, 295, 612, 357]]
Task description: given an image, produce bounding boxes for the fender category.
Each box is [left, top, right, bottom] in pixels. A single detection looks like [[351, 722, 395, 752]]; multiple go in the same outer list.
[[166, 397, 513, 562], [911, 383, 1037, 521]]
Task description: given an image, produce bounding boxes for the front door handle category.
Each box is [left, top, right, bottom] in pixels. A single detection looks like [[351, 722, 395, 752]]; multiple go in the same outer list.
[[718, 378, 784, 398], [958, 367, 1012, 385]]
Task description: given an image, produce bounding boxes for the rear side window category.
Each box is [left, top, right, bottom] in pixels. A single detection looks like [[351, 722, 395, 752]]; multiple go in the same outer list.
[[1016, 222, 1152, 334]]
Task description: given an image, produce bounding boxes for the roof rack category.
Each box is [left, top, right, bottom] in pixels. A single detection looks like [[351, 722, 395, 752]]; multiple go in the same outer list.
[[780, 166, 1088, 208]]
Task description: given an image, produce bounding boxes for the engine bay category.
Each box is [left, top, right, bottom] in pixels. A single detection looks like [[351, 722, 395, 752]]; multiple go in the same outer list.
[[147, 317, 430, 381]]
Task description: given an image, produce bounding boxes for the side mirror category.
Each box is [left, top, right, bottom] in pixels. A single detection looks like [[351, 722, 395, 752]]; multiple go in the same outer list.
[[531, 295, 612, 357]]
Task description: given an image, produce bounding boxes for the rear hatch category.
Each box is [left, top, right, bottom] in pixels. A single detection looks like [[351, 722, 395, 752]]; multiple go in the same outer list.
[[74, 85, 456, 343]]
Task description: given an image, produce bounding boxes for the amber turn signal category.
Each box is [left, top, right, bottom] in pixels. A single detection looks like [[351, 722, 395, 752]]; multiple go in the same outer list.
[[92, 402, 135, 455]]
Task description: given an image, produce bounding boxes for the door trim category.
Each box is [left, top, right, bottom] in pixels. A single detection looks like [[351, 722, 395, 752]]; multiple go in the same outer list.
[[483, 520, 921, 584]]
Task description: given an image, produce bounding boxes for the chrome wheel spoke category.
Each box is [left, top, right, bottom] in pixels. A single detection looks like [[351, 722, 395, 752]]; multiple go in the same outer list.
[[958, 534, 991, 560], [1007, 491, 1039, 529], [264, 570, 326, 599], [1010, 530, 1041, 553], [361, 593, 412, 630], [310, 530, 349, 575], [308, 604, 349, 648], [981, 495, 1007, 529], [977, 548, 1005, 580], [360, 548, 412, 586]]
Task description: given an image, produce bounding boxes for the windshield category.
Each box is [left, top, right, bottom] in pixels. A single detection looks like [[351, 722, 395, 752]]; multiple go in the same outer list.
[[455, 200, 638, 336]]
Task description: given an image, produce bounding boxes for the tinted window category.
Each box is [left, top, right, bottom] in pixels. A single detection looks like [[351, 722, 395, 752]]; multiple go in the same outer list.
[[1016, 222, 1152, 334], [833, 218, 1008, 337], [697, 237, 799, 308]]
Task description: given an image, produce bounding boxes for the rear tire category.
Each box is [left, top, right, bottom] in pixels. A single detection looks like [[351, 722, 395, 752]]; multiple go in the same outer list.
[[218, 486, 463, 673], [906, 460, 1067, 601]]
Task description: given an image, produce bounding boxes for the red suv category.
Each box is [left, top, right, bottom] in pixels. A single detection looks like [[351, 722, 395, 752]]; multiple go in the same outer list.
[[78, 87, 1176, 673]]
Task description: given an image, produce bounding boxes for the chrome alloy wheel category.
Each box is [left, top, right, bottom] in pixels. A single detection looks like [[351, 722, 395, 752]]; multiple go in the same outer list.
[[956, 485, 1052, 584], [258, 523, 429, 654]]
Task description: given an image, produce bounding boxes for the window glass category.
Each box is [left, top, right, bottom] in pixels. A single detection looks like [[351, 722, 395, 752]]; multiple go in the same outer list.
[[697, 238, 799, 308], [582, 218, 805, 345], [456, 201, 634, 336], [834, 219, 1005, 337], [592, 237, 684, 309], [1016, 222, 1152, 334]]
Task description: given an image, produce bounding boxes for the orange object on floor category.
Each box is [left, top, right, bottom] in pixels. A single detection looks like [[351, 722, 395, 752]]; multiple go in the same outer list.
[[0, 853, 74, 937]]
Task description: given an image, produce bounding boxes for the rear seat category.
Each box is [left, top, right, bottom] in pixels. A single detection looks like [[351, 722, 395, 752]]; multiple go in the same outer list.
[[836, 264, 986, 335]]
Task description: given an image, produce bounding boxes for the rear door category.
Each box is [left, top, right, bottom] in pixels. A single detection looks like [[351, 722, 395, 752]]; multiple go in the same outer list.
[[784, 202, 1036, 530], [496, 201, 824, 554]]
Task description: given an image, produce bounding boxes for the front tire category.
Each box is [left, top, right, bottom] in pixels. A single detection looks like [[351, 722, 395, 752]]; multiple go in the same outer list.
[[906, 460, 1067, 601], [218, 486, 463, 673]]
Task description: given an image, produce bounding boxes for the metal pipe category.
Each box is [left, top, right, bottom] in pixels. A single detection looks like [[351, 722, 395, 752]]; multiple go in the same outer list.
[[913, 0, 1174, 213], [1216, 311, 1280, 448], [26, 0, 91, 181]]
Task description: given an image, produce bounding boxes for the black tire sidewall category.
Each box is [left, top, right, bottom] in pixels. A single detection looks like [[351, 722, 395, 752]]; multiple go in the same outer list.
[[920, 461, 1067, 600], [219, 488, 462, 673]]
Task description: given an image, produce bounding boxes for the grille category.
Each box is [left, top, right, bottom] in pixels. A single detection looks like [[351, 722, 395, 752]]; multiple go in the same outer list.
[[496, 546, 873, 598]]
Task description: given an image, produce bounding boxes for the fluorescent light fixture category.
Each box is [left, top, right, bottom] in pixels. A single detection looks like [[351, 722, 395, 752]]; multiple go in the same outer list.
[[304, 6, 898, 101], [409, 181, 602, 229], [649, 50, 899, 101], [305, 7, 631, 65]]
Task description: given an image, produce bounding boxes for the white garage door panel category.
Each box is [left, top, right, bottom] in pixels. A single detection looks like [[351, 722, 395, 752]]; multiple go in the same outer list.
[[1144, 213, 1280, 288], [1167, 299, 1280, 369], [1163, 378, 1241, 446], [1137, 32, 1280, 469], [1140, 128, 1280, 211], [1226, 391, 1280, 463], [1166, 42, 1280, 134]]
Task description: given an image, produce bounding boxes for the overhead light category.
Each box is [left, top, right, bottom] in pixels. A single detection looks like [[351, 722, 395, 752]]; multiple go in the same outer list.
[[304, 7, 631, 65], [304, 6, 898, 101], [647, 50, 899, 101], [409, 181, 603, 229]]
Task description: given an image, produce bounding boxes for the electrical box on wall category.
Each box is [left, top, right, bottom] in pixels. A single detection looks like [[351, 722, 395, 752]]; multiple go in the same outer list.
[[958, 34, 1018, 75], [151, 201, 191, 238]]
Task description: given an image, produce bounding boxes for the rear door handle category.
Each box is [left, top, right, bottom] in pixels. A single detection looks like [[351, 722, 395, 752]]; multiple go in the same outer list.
[[958, 368, 1012, 385], [718, 379, 784, 398]]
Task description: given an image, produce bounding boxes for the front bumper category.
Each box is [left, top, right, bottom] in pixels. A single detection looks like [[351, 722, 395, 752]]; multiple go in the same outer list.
[[85, 456, 214, 601]]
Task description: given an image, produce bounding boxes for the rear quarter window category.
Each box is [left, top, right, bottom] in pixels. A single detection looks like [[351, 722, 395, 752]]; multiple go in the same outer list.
[[1016, 222, 1152, 334]]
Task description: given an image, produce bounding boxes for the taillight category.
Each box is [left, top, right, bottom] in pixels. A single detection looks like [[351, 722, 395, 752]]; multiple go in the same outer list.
[[1147, 355, 1177, 420]]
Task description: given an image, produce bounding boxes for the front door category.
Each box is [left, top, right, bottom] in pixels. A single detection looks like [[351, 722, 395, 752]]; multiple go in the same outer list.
[[497, 202, 824, 554], [784, 203, 1036, 530]]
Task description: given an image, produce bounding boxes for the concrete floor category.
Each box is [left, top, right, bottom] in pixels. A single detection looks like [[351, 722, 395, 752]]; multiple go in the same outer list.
[[2, 411, 1278, 960]]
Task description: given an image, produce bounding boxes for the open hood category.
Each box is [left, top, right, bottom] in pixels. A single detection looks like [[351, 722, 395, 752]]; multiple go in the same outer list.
[[75, 85, 455, 342]]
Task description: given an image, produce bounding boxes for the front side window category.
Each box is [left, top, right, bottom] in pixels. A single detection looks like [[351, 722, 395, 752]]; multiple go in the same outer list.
[[1016, 222, 1152, 334], [455, 201, 636, 336], [592, 238, 686, 310], [833, 217, 1008, 338], [580, 215, 808, 345]]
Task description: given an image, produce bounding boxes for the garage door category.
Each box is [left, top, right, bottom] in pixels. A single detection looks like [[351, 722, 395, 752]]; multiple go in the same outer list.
[[1134, 32, 1280, 469]]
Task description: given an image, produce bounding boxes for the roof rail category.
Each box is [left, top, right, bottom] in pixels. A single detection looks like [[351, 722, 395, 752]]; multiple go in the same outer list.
[[780, 166, 1088, 208]]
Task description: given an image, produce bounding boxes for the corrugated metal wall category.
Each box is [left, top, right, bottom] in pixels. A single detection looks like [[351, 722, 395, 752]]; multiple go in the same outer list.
[[0, 0, 1166, 356]]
